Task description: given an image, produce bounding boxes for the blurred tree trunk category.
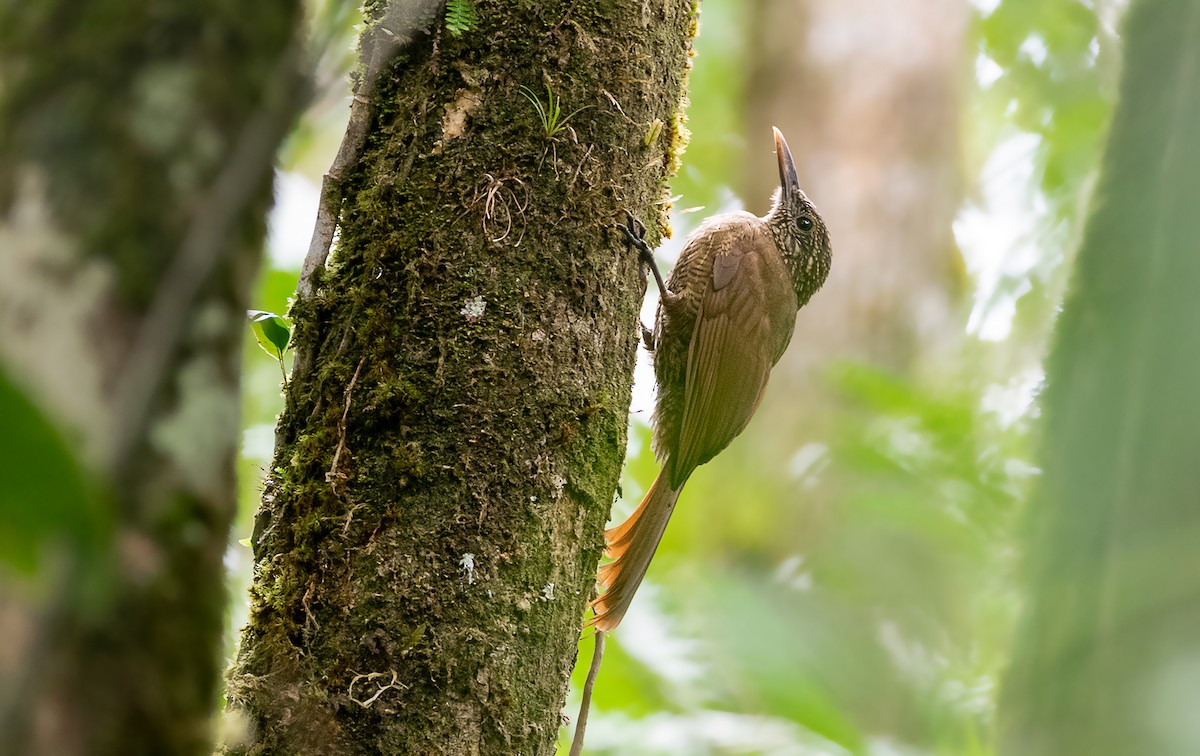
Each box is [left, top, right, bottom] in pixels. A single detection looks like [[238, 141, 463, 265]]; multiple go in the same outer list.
[[225, 2, 698, 754], [0, 3, 305, 755], [687, 0, 968, 589], [669, 0, 969, 746], [744, 0, 966, 376], [999, 2, 1200, 753]]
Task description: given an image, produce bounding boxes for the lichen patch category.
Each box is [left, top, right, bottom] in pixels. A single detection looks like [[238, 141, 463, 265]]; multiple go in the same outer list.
[[435, 87, 484, 152]]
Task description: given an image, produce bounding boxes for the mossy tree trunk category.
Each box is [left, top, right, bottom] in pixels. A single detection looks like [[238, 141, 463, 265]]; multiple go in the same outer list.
[[226, 2, 699, 753], [999, 1, 1200, 753], [0, 2, 305, 755]]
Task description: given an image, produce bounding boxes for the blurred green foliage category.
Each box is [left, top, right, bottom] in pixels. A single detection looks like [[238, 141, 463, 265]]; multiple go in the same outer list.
[[971, 0, 1118, 341], [0, 369, 102, 574], [999, 1, 1200, 752], [559, 0, 1118, 753], [214, 0, 1162, 753], [700, 363, 1029, 752], [569, 359, 1031, 753], [668, 0, 747, 216], [978, 0, 1111, 207]]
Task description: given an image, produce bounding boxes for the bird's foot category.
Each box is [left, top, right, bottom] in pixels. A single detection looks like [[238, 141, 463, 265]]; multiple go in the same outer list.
[[615, 209, 673, 298], [641, 323, 654, 351], [615, 210, 654, 265]]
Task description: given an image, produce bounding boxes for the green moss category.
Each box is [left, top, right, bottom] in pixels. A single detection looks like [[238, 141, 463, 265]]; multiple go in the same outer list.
[[230, 0, 700, 753]]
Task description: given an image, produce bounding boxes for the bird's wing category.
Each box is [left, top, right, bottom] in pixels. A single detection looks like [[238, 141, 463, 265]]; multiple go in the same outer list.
[[669, 229, 794, 485]]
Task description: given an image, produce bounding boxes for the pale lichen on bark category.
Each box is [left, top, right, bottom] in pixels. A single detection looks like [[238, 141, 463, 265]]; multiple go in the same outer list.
[[0, 1, 306, 752], [0, 170, 116, 463]]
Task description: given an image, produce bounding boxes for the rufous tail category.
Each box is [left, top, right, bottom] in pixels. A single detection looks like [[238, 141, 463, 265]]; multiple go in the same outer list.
[[588, 469, 683, 631]]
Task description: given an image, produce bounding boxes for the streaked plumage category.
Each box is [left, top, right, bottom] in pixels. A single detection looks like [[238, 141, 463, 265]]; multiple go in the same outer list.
[[592, 129, 832, 630]]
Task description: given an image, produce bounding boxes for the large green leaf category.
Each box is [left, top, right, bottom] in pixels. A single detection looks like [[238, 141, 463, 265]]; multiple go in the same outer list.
[[0, 368, 100, 573]]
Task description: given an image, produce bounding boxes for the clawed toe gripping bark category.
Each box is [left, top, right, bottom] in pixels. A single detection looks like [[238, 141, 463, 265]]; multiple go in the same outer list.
[[616, 210, 678, 307]]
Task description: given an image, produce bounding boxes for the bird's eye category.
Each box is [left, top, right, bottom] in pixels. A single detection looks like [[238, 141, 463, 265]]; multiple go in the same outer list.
[[797, 216, 813, 232]]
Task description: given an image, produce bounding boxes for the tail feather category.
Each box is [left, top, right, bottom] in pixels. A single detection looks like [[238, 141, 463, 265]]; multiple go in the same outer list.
[[588, 470, 683, 631]]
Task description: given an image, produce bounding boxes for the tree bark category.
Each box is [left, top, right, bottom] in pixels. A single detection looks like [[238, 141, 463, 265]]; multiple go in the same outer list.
[[226, 2, 700, 753], [0, 2, 305, 754], [999, 2, 1200, 753]]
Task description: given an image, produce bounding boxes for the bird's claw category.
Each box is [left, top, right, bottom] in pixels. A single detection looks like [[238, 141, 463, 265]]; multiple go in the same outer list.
[[619, 209, 646, 243], [615, 210, 654, 265], [615, 208, 673, 299]]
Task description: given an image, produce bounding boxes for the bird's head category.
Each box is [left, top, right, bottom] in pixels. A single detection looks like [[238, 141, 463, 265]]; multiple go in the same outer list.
[[766, 127, 831, 307]]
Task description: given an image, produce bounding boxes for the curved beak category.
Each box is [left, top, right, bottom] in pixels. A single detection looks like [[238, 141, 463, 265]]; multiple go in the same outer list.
[[773, 127, 800, 204]]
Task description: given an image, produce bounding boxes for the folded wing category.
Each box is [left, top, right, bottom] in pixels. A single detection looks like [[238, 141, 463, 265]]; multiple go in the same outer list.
[[669, 238, 791, 487]]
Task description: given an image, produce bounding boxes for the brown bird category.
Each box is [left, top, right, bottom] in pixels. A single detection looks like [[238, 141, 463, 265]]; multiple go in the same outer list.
[[591, 127, 832, 630]]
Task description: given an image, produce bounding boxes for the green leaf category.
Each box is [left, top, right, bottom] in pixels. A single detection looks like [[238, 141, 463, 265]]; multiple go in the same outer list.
[[0, 368, 101, 573], [247, 310, 290, 360], [444, 0, 477, 37]]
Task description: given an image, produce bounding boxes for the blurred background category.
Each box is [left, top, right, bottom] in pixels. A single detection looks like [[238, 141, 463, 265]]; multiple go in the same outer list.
[[234, 0, 1124, 752]]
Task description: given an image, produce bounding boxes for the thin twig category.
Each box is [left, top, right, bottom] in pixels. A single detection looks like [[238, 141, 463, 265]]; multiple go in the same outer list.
[[294, 0, 440, 297], [292, 1, 440, 381], [327, 354, 367, 493], [569, 629, 605, 756], [294, 90, 373, 301]]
